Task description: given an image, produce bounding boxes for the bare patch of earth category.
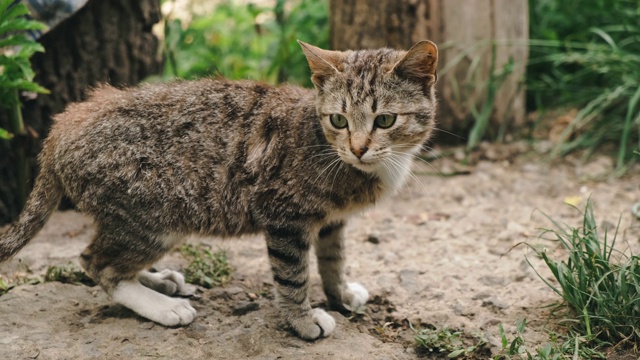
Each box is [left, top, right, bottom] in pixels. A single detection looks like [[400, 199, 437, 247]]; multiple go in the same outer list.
[[1, 144, 639, 359]]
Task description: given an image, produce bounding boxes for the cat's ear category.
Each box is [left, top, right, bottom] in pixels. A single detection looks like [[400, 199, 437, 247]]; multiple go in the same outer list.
[[391, 40, 438, 87], [298, 40, 344, 87]]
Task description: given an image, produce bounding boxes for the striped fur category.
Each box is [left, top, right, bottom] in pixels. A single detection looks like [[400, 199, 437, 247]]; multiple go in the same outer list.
[[0, 41, 439, 340]]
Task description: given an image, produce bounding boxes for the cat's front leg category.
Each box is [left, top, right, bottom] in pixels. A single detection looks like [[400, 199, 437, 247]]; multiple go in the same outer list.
[[316, 221, 369, 312], [266, 227, 335, 340]]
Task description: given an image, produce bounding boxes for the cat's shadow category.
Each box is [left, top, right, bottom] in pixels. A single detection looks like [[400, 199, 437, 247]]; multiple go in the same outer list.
[[91, 304, 139, 322]]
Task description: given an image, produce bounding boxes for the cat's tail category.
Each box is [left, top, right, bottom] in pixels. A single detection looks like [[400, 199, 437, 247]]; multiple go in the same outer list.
[[0, 136, 63, 262]]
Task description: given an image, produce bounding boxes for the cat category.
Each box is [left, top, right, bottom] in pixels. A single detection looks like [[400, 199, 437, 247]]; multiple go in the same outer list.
[[0, 40, 438, 340]]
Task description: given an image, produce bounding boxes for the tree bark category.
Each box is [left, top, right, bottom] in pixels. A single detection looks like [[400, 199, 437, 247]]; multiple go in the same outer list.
[[330, 0, 528, 143], [0, 0, 163, 225]]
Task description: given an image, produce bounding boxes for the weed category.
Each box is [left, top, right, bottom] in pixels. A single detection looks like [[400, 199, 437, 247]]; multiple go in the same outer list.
[[180, 244, 232, 288], [44, 262, 94, 285], [0, 275, 14, 295], [534, 200, 640, 345], [493, 319, 605, 360], [528, 199, 640, 354], [411, 322, 485, 358]]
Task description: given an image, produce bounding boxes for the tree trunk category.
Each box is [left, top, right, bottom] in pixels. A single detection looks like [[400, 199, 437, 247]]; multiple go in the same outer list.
[[0, 0, 163, 225], [330, 0, 528, 143]]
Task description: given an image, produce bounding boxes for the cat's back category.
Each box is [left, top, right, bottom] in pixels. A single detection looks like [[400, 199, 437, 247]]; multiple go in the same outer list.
[[49, 78, 313, 159]]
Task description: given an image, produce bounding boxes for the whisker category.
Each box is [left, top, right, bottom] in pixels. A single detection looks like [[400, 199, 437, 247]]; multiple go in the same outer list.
[[330, 162, 344, 191], [433, 127, 466, 140], [312, 156, 342, 185], [388, 150, 444, 178], [295, 144, 335, 150], [386, 154, 425, 194]]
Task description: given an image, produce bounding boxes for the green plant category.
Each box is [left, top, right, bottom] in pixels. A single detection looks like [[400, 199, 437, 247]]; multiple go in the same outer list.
[[528, 0, 640, 169], [494, 320, 561, 360], [530, 199, 640, 353], [0, 0, 49, 204], [410, 322, 485, 358], [161, 0, 328, 86], [0, 275, 14, 295], [44, 262, 94, 285], [180, 244, 232, 288]]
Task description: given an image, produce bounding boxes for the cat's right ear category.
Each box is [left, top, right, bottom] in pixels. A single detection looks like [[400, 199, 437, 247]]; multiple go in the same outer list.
[[298, 40, 343, 87], [391, 40, 439, 87]]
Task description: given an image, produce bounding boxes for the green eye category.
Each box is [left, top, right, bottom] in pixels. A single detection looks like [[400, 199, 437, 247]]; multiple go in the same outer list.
[[329, 114, 348, 129], [374, 114, 397, 129]]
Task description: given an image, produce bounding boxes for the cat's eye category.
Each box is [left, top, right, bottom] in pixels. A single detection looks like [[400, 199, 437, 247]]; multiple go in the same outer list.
[[329, 114, 348, 129], [374, 114, 397, 129]]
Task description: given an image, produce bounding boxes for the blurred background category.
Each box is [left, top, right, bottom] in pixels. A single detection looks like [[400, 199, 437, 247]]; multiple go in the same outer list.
[[0, 0, 638, 224]]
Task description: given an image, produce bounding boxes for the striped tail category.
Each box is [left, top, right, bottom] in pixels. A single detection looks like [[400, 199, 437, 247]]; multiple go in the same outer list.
[[0, 156, 63, 262]]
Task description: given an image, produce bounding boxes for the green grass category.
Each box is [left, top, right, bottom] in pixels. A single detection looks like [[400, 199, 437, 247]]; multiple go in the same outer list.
[[529, 199, 640, 355], [180, 244, 232, 288], [528, 0, 640, 170], [493, 319, 606, 360]]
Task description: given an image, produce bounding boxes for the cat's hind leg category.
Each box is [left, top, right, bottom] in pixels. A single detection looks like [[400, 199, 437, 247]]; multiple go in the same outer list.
[[316, 221, 369, 311], [80, 228, 196, 326], [266, 227, 335, 340], [138, 269, 196, 296]]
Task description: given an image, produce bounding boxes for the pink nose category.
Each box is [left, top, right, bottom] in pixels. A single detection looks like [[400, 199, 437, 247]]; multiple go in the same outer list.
[[350, 145, 368, 158]]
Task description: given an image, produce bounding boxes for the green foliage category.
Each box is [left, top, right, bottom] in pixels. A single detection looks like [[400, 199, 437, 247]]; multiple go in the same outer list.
[[528, 0, 640, 168], [530, 200, 640, 353], [0, 0, 49, 105], [411, 322, 485, 358], [0, 276, 15, 295], [492, 320, 604, 360], [0, 126, 13, 140], [162, 0, 328, 86], [44, 262, 94, 285], [180, 244, 232, 288]]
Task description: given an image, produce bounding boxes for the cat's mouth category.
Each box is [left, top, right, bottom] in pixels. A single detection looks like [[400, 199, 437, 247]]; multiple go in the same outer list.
[[345, 158, 379, 173]]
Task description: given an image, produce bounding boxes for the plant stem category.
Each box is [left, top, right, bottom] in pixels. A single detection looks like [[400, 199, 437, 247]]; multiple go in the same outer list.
[[9, 89, 28, 208]]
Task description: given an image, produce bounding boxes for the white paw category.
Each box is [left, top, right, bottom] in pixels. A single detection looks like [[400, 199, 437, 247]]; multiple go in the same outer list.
[[153, 298, 197, 326], [345, 282, 369, 308], [139, 270, 196, 296], [290, 308, 336, 340], [112, 280, 197, 327]]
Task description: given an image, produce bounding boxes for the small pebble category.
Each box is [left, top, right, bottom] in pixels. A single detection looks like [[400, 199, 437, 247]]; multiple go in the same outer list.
[[367, 234, 380, 244]]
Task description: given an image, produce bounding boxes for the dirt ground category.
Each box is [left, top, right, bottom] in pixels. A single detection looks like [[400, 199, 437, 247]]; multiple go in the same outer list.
[[1, 143, 639, 360]]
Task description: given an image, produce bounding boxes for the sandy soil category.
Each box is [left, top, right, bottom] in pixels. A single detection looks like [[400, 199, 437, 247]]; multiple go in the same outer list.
[[1, 143, 639, 359]]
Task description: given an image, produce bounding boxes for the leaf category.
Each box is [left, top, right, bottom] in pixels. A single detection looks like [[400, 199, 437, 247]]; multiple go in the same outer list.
[[0, 127, 13, 140], [499, 323, 508, 349], [447, 349, 465, 358], [0, 18, 47, 36], [0, 1, 29, 24], [0, 34, 33, 49]]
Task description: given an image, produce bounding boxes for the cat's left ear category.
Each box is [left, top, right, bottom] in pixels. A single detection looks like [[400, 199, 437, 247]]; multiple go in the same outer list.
[[391, 40, 439, 87], [298, 40, 344, 87]]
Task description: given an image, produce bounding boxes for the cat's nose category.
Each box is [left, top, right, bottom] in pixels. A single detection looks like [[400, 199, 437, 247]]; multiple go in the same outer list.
[[350, 145, 368, 159]]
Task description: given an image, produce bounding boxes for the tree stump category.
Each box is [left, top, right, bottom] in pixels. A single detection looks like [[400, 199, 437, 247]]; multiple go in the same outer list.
[[0, 0, 163, 225], [329, 0, 528, 142]]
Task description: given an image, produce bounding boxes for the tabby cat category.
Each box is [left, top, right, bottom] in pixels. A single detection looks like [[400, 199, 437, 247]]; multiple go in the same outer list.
[[0, 40, 438, 340]]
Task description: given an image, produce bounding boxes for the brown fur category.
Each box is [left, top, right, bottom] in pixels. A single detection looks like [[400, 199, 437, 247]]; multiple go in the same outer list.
[[0, 40, 439, 340]]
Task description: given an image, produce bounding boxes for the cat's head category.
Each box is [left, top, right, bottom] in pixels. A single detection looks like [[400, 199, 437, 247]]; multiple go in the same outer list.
[[299, 40, 438, 180]]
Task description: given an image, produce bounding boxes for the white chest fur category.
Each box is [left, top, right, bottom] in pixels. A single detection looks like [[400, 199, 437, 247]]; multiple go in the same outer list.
[[374, 153, 414, 196]]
